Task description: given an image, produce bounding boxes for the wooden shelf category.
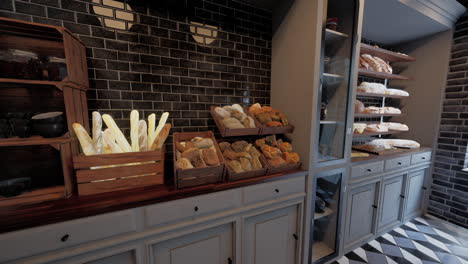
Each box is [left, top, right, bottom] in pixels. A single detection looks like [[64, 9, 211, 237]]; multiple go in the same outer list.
[[0, 186, 65, 207], [0, 136, 71, 147], [355, 92, 408, 99], [358, 68, 408, 80], [353, 130, 402, 137], [0, 78, 62, 87], [360, 43, 415, 63], [354, 113, 403, 118]]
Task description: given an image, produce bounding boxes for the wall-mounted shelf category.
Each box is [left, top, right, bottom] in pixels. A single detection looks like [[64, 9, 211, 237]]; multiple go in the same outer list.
[[358, 68, 408, 80], [354, 113, 403, 118], [355, 92, 408, 99], [360, 43, 415, 62], [353, 130, 402, 137], [0, 136, 72, 147]]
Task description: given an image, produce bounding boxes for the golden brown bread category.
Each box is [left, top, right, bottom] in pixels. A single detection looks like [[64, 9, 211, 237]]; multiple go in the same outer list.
[[201, 148, 220, 166]]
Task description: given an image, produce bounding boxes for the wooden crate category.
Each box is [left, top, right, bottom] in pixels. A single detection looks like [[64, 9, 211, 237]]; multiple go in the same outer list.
[[265, 160, 302, 175], [173, 131, 225, 189], [73, 150, 164, 196], [210, 106, 261, 137], [259, 124, 295, 135]]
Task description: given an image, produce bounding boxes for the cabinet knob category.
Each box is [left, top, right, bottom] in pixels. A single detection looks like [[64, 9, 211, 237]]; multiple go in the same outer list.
[[372, 205, 377, 209], [422, 157, 426, 160], [61, 234, 69, 242], [275, 189, 279, 193], [400, 195, 405, 199], [367, 169, 372, 172], [228, 257, 233, 264], [293, 234, 298, 240], [194, 206, 199, 212], [398, 162, 402, 165]]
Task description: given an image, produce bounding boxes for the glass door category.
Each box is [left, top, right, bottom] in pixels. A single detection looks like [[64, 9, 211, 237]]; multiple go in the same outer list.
[[310, 170, 343, 264], [317, 0, 359, 163]]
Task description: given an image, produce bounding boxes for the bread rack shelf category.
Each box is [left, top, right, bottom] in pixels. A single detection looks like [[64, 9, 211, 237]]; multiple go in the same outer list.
[[354, 113, 403, 118], [358, 68, 408, 80], [360, 43, 415, 63], [353, 130, 402, 137], [355, 92, 408, 99], [0, 136, 72, 147]]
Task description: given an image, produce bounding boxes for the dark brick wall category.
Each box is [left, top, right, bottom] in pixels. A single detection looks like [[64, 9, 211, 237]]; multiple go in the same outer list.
[[428, 14, 468, 228], [0, 0, 272, 137]]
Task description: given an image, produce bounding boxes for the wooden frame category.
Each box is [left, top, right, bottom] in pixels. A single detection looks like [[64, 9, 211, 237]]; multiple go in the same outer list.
[[173, 131, 225, 189]]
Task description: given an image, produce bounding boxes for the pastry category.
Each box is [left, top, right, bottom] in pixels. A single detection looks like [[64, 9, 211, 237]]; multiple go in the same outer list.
[[175, 158, 194, 170], [239, 157, 252, 171], [214, 107, 231, 119], [383, 107, 401, 114], [264, 135, 278, 147], [244, 143, 253, 152], [381, 122, 409, 131], [181, 148, 206, 167], [373, 56, 392, 73], [279, 113, 289, 126], [228, 160, 244, 173], [223, 149, 238, 160], [279, 142, 293, 153], [268, 157, 287, 168], [242, 116, 256, 128], [283, 152, 300, 164], [192, 138, 214, 149], [249, 103, 262, 115], [218, 142, 232, 152], [256, 112, 272, 124], [236, 152, 252, 160], [130, 110, 139, 152], [202, 148, 220, 166], [231, 109, 247, 122], [151, 123, 171, 150], [92, 111, 102, 154], [232, 141, 249, 152], [231, 104, 244, 113], [261, 145, 282, 159], [363, 106, 382, 114], [261, 106, 273, 112], [366, 139, 420, 150], [361, 54, 382, 72], [255, 138, 266, 148], [365, 124, 389, 133], [385, 89, 409, 97], [222, 117, 245, 129], [358, 82, 386, 94], [266, 121, 283, 127], [176, 141, 187, 152], [355, 100, 365, 113], [359, 57, 370, 69], [353, 123, 367, 134], [223, 105, 234, 113]]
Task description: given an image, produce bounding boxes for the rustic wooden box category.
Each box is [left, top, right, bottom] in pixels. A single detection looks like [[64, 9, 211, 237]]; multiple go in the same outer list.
[[210, 106, 261, 137], [73, 150, 164, 196], [173, 131, 225, 189], [265, 161, 302, 175], [259, 124, 295, 135]]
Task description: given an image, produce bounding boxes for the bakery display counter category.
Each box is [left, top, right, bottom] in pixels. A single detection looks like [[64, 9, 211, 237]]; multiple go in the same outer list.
[[0, 169, 306, 234], [351, 147, 432, 165]]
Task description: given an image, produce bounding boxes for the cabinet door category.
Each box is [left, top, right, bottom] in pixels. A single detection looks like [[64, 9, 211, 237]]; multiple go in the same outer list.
[[243, 205, 299, 264], [344, 182, 377, 248], [151, 223, 233, 264], [405, 169, 427, 220], [378, 174, 404, 231], [86, 251, 137, 264]]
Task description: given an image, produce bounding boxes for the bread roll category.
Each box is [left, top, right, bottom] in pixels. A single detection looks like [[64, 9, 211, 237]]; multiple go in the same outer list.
[[202, 148, 220, 166], [268, 157, 287, 168], [240, 157, 252, 171], [192, 138, 214, 149], [361, 54, 382, 72], [382, 122, 409, 131], [228, 160, 244, 173], [218, 142, 232, 152], [215, 107, 231, 119], [355, 100, 365, 113], [353, 123, 367, 134], [231, 141, 249, 152], [175, 158, 193, 170], [231, 104, 244, 113], [385, 89, 409, 97], [283, 152, 300, 164], [222, 118, 244, 129], [383, 107, 401, 114]]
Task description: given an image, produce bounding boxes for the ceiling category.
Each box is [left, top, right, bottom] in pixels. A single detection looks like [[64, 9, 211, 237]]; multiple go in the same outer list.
[[362, 0, 465, 45]]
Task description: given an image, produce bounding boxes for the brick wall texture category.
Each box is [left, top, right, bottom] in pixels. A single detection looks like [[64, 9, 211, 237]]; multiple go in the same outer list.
[[429, 14, 468, 228], [0, 0, 272, 138]]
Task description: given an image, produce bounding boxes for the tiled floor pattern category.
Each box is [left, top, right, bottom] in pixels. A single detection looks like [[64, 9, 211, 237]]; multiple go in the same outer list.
[[334, 217, 468, 264]]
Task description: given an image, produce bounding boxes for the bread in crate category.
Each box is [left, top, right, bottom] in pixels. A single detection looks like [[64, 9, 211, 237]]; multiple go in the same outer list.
[[219, 140, 267, 182], [72, 110, 170, 195], [248, 104, 295, 135], [254, 135, 301, 175], [210, 105, 260, 137], [173, 131, 225, 189]]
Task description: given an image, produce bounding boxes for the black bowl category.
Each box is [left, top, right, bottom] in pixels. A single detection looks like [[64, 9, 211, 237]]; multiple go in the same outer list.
[[10, 119, 31, 138], [31, 112, 64, 124], [32, 123, 65, 138]]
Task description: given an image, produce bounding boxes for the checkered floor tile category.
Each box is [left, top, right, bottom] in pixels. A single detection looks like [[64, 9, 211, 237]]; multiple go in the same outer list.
[[334, 217, 468, 264]]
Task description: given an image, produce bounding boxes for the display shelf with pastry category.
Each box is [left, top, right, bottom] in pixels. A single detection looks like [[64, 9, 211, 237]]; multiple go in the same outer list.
[[324, 28, 349, 56], [72, 110, 169, 196], [219, 139, 268, 182], [248, 103, 294, 135], [353, 139, 420, 155], [360, 43, 415, 63], [356, 82, 410, 99], [254, 135, 301, 175], [358, 68, 408, 80], [173, 131, 225, 189], [210, 105, 261, 137]]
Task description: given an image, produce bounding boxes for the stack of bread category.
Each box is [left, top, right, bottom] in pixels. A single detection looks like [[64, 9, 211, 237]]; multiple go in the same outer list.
[[248, 103, 289, 127], [175, 137, 220, 170], [73, 110, 170, 155], [355, 100, 402, 115], [362, 139, 420, 151], [357, 82, 409, 97], [219, 141, 263, 173], [359, 54, 392, 74], [255, 135, 300, 167], [353, 122, 409, 134], [214, 104, 256, 129]]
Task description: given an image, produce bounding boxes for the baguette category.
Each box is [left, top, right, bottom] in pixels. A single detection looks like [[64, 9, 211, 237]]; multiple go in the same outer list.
[[73, 123, 96, 155], [92, 111, 102, 154], [138, 120, 148, 151], [130, 110, 139, 152], [151, 123, 171, 150], [102, 114, 131, 152]]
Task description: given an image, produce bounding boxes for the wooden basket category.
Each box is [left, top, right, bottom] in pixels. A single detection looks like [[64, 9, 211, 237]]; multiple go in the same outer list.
[[73, 150, 164, 196], [259, 124, 295, 135], [265, 161, 302, 175], [210, 106, 261, 137], [173, 131, 225, 189]]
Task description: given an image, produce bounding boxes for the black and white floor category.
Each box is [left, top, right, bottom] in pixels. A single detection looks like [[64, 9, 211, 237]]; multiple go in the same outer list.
[[334, 217, 468, 264]]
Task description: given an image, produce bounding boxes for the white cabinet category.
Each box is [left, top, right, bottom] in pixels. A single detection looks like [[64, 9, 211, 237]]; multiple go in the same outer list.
[[404, 168, 428, 221], [243, 205, 300, 264], [85, 250, 138, 264], [151, 223, 234, 264], [378, 173, 405, 232]]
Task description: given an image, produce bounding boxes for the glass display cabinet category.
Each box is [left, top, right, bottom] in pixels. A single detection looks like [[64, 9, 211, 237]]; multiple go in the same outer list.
[[309, 169, 344, 264], [315, 0, 361, 164]]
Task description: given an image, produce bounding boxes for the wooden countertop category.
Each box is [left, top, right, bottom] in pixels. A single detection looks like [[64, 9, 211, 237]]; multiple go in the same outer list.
[[0, 170, 307, 234], [351, 147, 432, 165]]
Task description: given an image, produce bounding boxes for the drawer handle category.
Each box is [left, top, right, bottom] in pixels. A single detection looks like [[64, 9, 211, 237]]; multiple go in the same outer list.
[[372, 205, 377, 209], [400, 195, 405, 199], [293, 233, 298, 240], [61, 234, 69, 242], [194, 206, 199, 212], [398, 162, 402, 165], [367, 169, 372, 172], [275, 188, 279, 193]]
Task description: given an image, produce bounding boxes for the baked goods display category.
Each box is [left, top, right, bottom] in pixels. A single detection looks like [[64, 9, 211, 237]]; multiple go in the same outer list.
[[255, 135, 300, 169], [353, 122, 409, 135], [213, 104, 256, 129], [365, 124, 389, 133], [357, 82, 409, 97], [73, 110, 170, 155], [220, 141, 265, 175], [381, 122, 409, 131], [174, 137, 221, 170], [249, 103, 289, 127], [359, 54, 393, 74], [353, 123, 367, 134], [361, 106, 401, 115], [362, 139, 420, 150]]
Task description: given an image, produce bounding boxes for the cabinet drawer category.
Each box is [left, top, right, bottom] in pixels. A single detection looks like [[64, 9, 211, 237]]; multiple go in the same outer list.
[[411, 152, 431, 164], [0, 210, 136, 263], [351, 161, 384, 179], [145, 189, 241, 227], [243, 176, 305, 205], [385, 156, 411, 171]]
